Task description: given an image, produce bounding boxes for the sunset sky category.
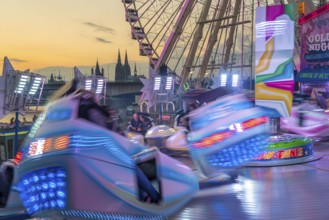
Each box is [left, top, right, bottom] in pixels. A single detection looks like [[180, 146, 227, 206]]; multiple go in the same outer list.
[[0, 0, 148, 80]]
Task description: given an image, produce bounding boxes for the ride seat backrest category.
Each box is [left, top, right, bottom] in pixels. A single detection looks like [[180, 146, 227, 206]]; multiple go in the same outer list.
[[136, 158, 161, 203], [133, 149, 162, 203], [137, 159, 157, 180], [78, 99, 108, 127]]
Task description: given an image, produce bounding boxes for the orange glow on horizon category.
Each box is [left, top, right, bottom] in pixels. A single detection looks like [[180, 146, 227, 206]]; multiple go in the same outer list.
[[0, 1, 149, 79]]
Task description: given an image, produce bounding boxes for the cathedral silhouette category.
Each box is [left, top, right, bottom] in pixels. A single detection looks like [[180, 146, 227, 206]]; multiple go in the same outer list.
[[115, 49, 131, 81], [88, 49, 143, 82], [91, 60, 104, 76]]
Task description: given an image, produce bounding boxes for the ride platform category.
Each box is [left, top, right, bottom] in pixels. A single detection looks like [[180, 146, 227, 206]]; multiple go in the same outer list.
[[171, 141, 329, 220], [2, 142, 329, 220]]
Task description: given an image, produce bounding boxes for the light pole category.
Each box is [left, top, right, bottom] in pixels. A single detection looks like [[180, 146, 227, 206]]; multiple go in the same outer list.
[[5, 71, 45, 155], [108, 65, 110, 82], [153, 74, 175, 125]]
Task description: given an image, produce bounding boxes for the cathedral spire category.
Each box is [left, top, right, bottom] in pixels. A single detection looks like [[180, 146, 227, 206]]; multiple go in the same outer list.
[[124, 50, 129, 65], [115, 49, 124, 81], [134, 63, 137, 77], [117, 49, 122, 65], [95, 60, 102, 76], [123, 50, 131, 80]]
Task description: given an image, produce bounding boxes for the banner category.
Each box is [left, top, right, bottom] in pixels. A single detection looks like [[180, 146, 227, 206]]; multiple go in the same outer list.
[[255, 4, 295, 117], [298, 4, 329, 81]]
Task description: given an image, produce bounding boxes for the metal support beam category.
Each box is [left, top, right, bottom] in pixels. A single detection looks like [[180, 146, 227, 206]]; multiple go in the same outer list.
[[223, 0, 242, 69], [186, 62, 235, 69], [155, 0, 196, 71], [180, 0, 212, 90], [198, 0, 230, 78], [197, 16, 235, 24], [215, 21, 250, 31]]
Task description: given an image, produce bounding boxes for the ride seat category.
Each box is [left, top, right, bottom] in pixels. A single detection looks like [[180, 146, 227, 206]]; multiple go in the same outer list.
[[133, 148, 162, 204]]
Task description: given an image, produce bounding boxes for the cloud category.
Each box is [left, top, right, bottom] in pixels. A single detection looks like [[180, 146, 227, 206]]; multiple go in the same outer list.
[[83, 22, 115, 34], [95, 37, 112, 44], [8, 58, 28, 63]]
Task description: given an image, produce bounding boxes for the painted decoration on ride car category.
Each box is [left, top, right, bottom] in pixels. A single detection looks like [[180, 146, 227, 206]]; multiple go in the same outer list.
[[251, 136, 314, 162], [255, 4, 294, 117], [297, 4, 329, 81], [254, 144, 312, 161]]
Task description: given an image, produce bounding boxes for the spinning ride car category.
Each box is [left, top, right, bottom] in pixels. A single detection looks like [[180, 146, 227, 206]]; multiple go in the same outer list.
[[0, 90, 198, 220], [281, 102, 329, 139], [187, 94, 270, 177]]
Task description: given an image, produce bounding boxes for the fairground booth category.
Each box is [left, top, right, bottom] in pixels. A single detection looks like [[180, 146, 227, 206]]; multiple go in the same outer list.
[[296, 4, 329, 108]]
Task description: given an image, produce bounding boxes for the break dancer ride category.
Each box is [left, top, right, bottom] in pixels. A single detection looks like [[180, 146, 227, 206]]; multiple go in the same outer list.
[[0, 88, 271, 219], [187, 94, 270, 177], [281, 102, 329, 139], [1, 90, 198, 219]]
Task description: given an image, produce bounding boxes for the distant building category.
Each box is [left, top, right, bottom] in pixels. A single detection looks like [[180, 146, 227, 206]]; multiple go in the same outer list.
[[48, 71, 65, 83], [115, 49, 131, 81], [130, 63, 146, 81], [91, 60, 104, 76]]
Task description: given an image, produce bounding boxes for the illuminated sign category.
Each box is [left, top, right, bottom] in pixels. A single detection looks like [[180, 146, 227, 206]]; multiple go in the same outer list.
[[299, 3, 329, 25], [298, 4, 329, 81], [193, 116, 268, 149], [14, 152, 23, 164], [193, 131, 234, 148], [28, 136, 70, 156], [29, 139, 45, 156], [241, 116, 268, 130]]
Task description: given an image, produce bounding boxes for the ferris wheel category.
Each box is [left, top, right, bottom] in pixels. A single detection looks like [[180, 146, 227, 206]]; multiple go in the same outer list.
[[122, 0, 317, 87]]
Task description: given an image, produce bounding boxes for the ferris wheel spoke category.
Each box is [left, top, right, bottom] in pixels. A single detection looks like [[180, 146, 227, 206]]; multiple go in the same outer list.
[[172, 24, 197, 72], [142, 0, 171, 31], [134, 0, 154, 12], [180, 0, 212, 85], [198, 0, 230, 78], [135, 0, 157, 22], [148, 0, 185, 61], [223, 0, 242, 67], [151, 4, 182, 52], [155, 0, 197, 71], [209, 4, 231, 75]]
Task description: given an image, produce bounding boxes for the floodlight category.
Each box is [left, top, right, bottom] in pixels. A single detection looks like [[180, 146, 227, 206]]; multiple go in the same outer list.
[[28, 77, 42, 95], [96, 79, 104, 94], [154, 77, 161, 91], [165, 76, 173, 91], [83, 76, 107, 105], [232, 74, 239, 87], [15, 75, 29, 94], [85, 79, 92, 91], [220, 74, 227, 87]]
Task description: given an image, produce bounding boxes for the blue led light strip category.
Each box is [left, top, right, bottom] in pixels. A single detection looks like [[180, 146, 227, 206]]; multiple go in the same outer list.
[[70, 135, 135, 166], [61, 210, 163, 220]]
